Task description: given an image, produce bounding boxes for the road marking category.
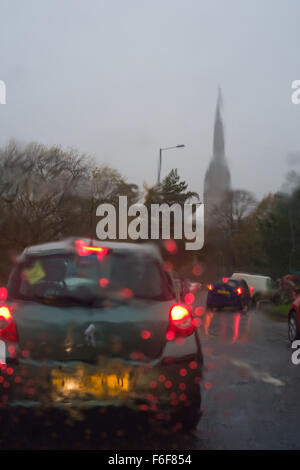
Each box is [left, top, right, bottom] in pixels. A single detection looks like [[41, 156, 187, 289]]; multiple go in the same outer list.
[[230, 358, 285, 387], [206, 353, 285, 387]]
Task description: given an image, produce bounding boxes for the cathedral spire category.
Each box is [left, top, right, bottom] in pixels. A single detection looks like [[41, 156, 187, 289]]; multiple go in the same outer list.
[[213, 87, 225, 159], [204, 89, 231, 227]]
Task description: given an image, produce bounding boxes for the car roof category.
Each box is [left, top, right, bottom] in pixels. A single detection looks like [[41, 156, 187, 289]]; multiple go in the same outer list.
[[216, 277, 244, 285], [20, 238, 162, 262], [221, 277, 240, 283], [232, 273, 271, 280]]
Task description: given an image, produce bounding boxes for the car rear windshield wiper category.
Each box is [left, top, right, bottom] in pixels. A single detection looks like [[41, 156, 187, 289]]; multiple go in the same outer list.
[[18, 293, 97, 307]]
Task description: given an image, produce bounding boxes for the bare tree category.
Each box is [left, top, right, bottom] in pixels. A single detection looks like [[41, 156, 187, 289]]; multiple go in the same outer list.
[[209, 189, 257, 236], [231, 189, 257, 227], [0, 140, 138, 280]]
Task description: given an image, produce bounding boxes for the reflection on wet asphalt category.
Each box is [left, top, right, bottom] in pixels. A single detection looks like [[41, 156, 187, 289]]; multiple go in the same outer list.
[[2, 293, 299, 450], [199, 307, 291, 449]]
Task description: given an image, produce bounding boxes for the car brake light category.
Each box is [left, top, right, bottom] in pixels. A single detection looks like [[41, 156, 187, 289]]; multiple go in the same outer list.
[[0, 287, 7, 301], [222, 277, 229, 283], [236, 287, 243, 296], [207, 284, 214, 291], [75, 240, 108, 259], [0, 306, 11, 321], [0, 306, 18, 343], [169, 304, 195, 336], [249, 286, 254, 295]]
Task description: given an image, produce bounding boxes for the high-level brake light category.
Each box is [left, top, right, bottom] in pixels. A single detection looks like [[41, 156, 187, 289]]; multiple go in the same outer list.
[[75, 240, 109, 259]]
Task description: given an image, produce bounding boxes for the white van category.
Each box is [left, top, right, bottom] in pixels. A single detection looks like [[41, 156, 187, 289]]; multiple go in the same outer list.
[[231, 273, 278, 306]]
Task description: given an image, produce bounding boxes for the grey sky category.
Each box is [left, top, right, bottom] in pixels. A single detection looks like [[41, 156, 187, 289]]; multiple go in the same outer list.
[[0, 0, 299, 200]]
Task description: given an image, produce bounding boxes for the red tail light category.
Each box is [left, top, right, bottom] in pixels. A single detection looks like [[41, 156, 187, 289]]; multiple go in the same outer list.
[[169, 304, 195, 336], [222, 277, 229, 283], [249, 286, 254, 295], [207, 284, 214, 291], [75, 240, 108, 259], [0, 287, 7, 301], [236, 287, 243, 296], [0, 306, 18, 343]]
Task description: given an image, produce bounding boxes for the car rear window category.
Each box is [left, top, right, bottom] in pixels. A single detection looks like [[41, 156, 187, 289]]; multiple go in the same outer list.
[[227, 279, 239, 288], [8, 251, 175, 303]]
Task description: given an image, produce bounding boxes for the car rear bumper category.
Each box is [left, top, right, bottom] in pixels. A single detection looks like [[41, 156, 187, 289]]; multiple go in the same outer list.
[[207, 293, 241, 308], [0, 353, 202, 416], [0, 329, 203, 426]]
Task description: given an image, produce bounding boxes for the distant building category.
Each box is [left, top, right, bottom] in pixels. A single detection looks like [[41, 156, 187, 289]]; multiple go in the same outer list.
[[204, 90, 231, 228]]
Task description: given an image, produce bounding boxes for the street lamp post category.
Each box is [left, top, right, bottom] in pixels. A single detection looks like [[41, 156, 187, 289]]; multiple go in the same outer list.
[[157, 145, 185, 185]]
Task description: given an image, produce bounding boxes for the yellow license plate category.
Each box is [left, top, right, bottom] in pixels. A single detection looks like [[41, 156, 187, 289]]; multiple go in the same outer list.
[[51, 368, 130, 399], [217, 289, 230, 295]]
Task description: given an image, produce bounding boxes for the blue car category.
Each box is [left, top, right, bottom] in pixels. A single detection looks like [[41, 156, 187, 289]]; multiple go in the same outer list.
[[206, 277, 250, 312]]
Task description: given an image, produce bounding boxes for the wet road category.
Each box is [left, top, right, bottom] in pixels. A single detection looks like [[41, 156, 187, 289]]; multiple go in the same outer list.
[[2, 300, 299, 450], [198, 306, 297, 450]]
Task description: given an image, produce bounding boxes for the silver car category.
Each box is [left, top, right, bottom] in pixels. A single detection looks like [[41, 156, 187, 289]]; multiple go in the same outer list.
[[0, 238, 203, 432]]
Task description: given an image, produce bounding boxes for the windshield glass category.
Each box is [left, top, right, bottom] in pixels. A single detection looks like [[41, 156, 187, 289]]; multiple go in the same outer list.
[[16, 252, 168, 302]]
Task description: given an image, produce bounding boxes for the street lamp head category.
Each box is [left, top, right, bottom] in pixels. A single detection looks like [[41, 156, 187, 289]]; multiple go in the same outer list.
[[157, 144, 185, 184]]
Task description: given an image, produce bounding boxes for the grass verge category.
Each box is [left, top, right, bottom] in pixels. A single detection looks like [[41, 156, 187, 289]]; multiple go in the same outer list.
[[267, 304, 290, 320]]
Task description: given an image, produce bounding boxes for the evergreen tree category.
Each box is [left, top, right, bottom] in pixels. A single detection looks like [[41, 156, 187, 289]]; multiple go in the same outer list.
[[161, 169, 199, 205]]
